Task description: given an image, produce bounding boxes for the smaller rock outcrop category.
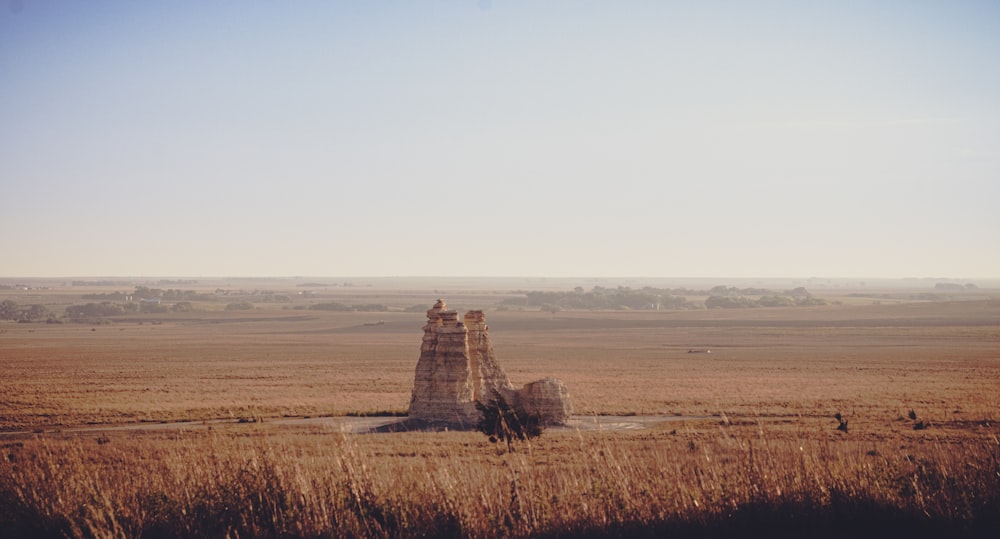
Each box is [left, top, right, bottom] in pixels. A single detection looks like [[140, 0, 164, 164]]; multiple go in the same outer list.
[[515, 377, 572, 425], [408, 300, 572, 428]]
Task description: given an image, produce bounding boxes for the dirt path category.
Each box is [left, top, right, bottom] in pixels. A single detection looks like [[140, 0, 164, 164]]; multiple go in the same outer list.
[[0, 415, 709, 438]]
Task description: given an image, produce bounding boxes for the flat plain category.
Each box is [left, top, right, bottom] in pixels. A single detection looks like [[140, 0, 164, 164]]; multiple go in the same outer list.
[[1, 278, 998, 537]]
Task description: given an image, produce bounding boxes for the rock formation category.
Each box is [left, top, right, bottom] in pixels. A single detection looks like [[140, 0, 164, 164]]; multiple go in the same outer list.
[[408, 299, 572, 428], [514, 377, 573, 425]]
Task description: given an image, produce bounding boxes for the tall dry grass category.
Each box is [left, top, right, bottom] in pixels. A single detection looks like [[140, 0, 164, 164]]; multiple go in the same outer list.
[[2, 424, 998, 538]]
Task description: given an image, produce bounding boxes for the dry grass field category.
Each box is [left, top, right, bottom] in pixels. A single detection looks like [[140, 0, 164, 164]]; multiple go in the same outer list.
[[1, 278, 998, 537]]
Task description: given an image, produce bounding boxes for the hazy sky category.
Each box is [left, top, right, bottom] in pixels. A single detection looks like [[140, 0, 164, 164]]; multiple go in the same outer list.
[[2, 1, 998, 278]]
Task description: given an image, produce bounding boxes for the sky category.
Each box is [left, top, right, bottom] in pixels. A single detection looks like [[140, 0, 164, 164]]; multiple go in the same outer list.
[[1, 0, 998, 279]]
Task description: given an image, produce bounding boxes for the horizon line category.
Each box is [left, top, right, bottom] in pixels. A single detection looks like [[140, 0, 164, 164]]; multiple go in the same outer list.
[[2, 275, 997, 282]]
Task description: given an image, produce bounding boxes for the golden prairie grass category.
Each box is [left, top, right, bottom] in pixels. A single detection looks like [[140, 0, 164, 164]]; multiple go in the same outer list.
[[2, 422, 998, 538], [1, 289, 999, 537]]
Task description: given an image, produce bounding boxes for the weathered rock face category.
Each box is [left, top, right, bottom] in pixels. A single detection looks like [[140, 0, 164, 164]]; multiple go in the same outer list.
[[517, 377, 573, 425], [408, 300, 478, 425], [408, 300, 572, 427], [463, 309, 516, 403]]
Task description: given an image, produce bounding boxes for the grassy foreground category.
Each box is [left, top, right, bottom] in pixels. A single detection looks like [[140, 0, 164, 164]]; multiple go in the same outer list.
[[2, 421, 998, 538]]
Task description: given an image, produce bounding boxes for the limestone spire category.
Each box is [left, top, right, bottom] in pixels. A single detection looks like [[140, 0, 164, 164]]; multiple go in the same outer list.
[[408, 300, 572, 427]]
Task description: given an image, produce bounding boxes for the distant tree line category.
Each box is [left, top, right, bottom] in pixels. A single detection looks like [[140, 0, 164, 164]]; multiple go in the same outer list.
[[703, 285, 824, 309], [501, 285, 825, 311], [704, 294, 826, 309], [4, 299, 171, 324], [64, 300, 193, 321], [501, 286, 696, 311], [83, 286, 218, 302], [82, 286, 295, 303], [65, 302, 131, 319], [0, 300, 52, 322], [934, 282, 978, 290]]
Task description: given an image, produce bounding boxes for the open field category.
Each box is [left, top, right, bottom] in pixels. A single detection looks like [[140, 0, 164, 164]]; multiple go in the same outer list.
[[2, 282, 998, 430], [1, 279, 999, 537]]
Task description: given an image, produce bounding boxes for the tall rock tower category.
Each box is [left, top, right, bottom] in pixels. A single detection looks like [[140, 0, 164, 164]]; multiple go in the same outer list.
[[408, 300, 479, 425], [408, 299, 572, 427]]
